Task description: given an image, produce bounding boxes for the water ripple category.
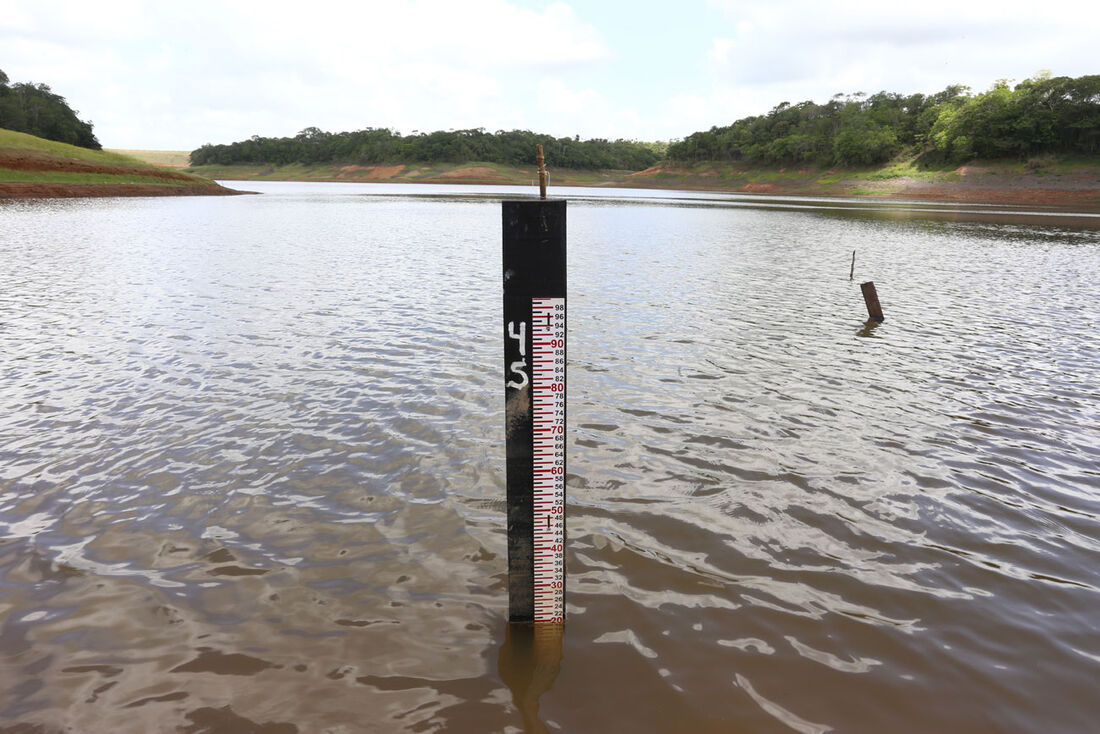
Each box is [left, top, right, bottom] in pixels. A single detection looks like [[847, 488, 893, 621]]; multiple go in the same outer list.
[[2, 184, 1099, 732]]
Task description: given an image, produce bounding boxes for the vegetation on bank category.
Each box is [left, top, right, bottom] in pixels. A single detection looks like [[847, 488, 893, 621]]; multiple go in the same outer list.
[[191, 128, 662, 170], [4, 67, 1097, 204], [0, 129, 239, 198], [0, 68, 100, 150], [668, 74, 1100, 167], [189, 75, 1098, 178]]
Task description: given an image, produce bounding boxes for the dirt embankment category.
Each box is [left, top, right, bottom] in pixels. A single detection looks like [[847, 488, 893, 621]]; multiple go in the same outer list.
[[624, 163, 1100, 208], [301, 163, 523, 184], [334, 164, 407, 180], [874, 165, 1100, 207], [186, 158, 1100, 209], [0, 151, 244, 199], [0, 181, 246, 199]]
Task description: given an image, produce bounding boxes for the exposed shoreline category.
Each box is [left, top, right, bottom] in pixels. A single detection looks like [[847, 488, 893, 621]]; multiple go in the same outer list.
[[0, 181, 245, 199], [186, 160, 1100, 210], [5, 141, 1097, 209]]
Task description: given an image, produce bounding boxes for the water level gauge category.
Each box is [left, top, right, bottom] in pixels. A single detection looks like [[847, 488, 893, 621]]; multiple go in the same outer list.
[[502, 199, 566, 624]]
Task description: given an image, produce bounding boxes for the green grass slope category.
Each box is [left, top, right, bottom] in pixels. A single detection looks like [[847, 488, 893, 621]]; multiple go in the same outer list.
[[108, 149, 192, 168], [1, 129, 239, 198]]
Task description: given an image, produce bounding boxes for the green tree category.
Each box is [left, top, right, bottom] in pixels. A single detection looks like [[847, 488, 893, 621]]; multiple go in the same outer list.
[[832, 117, 898, 165], [669, 76, 1099, 166], [191, 127, 660, 171], [0, 69, 101, 149]]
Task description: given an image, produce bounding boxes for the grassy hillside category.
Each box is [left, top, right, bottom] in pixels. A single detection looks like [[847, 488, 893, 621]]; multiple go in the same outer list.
[[107, 149, 192, 168], [2, 129, 144, 165], [0, 129, 239, 198]]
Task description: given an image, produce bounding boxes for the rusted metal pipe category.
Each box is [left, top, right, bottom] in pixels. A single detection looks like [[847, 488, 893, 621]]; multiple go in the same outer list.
[[536, 144, 547, 200]]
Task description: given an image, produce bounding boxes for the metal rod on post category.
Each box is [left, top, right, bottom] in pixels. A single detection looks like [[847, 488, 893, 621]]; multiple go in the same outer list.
[[537, 144, 547, 200]]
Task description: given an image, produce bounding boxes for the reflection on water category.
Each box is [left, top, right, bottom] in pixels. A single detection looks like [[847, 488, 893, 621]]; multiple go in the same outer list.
[[856, 319, 884, 338], [498, 624, 563, 734], [1, 182, 1099, 732]]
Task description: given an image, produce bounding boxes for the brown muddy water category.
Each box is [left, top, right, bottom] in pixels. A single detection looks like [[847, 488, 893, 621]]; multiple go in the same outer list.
[[1, 182, 1099, 733]]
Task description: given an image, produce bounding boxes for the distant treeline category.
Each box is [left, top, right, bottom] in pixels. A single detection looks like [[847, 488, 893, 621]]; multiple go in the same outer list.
[[668, 74, 1100, 166], [0, 69, 101, 150], [191, 128, 662, 170]]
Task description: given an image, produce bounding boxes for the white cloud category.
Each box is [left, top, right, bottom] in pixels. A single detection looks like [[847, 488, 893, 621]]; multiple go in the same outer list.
[[658, 93, 712, 141], [534, 78, 648, 140], [1, 0, 1097, 148], [681, 0, 1100, 132], [537, 79, 603, 118], [0, 0, 611, 148], [0, 0, 152, 41], [704, 0, 1098, 94]]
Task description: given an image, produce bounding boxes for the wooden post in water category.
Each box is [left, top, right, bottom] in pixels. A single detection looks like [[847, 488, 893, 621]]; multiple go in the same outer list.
[[860, 281, 884, 322], [502, 152, 566, 624], [850, 250, 856, 280]]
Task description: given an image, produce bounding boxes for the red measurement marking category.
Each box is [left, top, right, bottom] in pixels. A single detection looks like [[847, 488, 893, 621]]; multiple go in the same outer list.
[[531, 296, 566, 623]]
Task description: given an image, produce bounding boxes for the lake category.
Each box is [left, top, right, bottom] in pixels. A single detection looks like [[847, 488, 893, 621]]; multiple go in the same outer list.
[[1, 182, 1099, 733]]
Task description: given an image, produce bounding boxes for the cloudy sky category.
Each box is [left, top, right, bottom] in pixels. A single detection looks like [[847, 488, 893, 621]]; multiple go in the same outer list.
[[2, 0, 1096, 150]]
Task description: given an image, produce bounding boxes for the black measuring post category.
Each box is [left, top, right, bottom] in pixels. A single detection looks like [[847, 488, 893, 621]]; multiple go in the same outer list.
[[502, 198, 566, 624]]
